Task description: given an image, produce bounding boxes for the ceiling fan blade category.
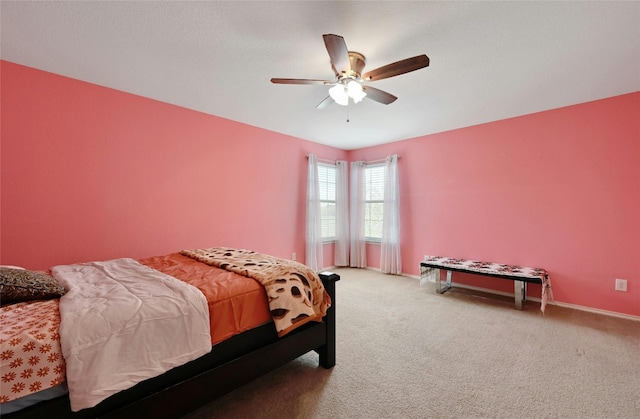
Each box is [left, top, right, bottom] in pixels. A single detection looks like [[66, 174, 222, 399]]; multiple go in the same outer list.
[[271, 78, 332, 85], [316, 96, 334, 109], [323, 34, 351, 75], [363, 86, 397, 105], [362, 54, 430, 82]]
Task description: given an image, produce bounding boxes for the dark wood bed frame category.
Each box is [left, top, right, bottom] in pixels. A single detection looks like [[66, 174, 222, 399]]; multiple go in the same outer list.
[[4, 272, 340, 419]]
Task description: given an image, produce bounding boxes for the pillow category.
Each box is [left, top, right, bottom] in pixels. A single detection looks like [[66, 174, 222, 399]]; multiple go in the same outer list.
[[0, 267, 66, 306]]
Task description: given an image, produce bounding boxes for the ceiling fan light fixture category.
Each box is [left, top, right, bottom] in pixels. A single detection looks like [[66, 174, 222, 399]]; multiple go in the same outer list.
[[329, 84, 349, 106], [347, 80, 366, 103], [329, 80, 367, 106]]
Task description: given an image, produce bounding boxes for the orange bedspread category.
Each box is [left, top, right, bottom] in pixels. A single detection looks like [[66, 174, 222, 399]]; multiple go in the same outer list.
[[139, 252, 272, 345]]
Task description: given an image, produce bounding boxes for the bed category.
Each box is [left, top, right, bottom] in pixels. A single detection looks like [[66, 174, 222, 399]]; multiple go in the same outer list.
[[1, 247, 339, 418]]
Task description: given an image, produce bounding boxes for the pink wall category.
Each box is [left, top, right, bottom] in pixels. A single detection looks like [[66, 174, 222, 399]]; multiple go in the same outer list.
[[2, 61, 638, 317], [349, 92, 640, 317], [1, 61, 346, 270]]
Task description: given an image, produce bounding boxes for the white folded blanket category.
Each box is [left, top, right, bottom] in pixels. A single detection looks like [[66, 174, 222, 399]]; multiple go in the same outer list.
[[52, 258, 211, 411]]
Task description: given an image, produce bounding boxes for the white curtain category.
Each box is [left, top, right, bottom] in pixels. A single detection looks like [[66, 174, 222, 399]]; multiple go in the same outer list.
[[349, 161, 367, 268], [334, 160, 349, 266], [305, 154, 323, 271], [380, 154, 402, 274]]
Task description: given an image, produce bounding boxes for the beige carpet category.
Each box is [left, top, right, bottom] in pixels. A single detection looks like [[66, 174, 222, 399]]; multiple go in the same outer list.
[[183, 268, 640, 418]]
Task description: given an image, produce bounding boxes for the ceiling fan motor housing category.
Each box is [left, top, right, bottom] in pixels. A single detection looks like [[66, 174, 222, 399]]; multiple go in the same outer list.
[[346, 52, 366, 80]]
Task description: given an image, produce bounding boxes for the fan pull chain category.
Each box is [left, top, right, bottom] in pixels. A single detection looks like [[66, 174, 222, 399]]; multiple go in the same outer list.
[[346, 105, 350, 123]]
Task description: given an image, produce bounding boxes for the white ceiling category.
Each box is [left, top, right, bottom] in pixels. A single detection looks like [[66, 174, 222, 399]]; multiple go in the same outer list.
[[2, 1, 639, 150]]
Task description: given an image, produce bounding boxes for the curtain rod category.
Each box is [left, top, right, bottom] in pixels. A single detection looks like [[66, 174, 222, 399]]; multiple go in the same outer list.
[[306, 155, 337, 164], [306, 155, 400, 165], [363, 155, 401, 165], [366, 158, 388, 165]]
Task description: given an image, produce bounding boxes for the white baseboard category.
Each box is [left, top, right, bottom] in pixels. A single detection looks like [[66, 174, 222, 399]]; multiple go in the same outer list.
[[547, 300, 640, 322]]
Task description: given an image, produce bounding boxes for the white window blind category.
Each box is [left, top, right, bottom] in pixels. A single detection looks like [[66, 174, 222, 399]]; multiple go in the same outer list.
[[364, 164, 385, 240], [318, 163, 337, 240]]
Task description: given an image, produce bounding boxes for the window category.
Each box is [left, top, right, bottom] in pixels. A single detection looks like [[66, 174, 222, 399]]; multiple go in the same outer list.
[[318, 163, 336, 240], [364, 164, 385, 240]]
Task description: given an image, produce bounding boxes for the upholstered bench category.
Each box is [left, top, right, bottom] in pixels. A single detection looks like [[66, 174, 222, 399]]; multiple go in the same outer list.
[[420, 256, 553, 312]]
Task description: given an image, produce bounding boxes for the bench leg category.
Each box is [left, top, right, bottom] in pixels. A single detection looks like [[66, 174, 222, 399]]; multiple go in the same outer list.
[[514, 280, 526, 310], [436, 269, 452, 294]]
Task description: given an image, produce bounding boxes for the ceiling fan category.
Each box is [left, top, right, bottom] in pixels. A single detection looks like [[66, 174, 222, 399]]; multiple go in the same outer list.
[[271, 34, 430, 109]]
